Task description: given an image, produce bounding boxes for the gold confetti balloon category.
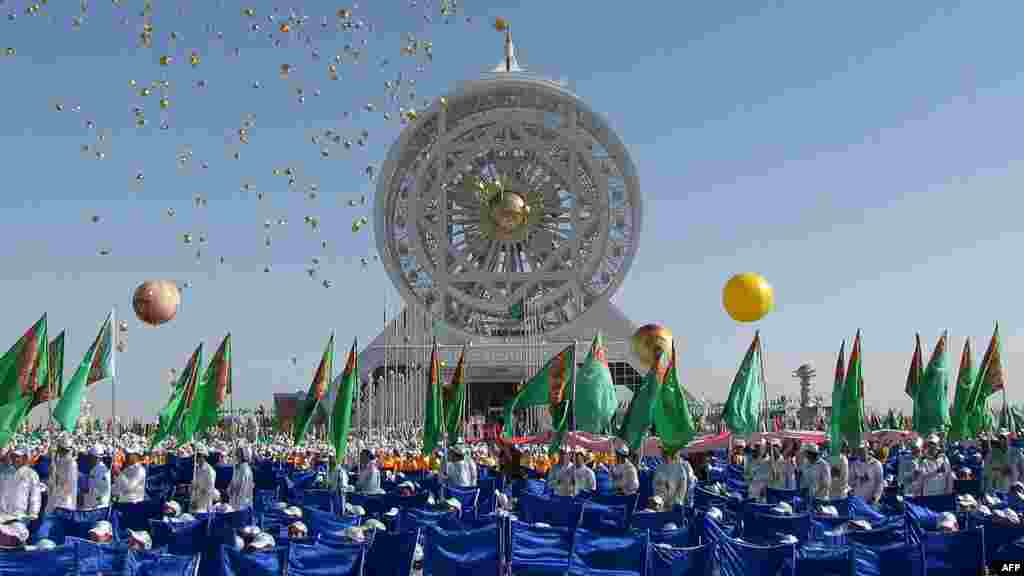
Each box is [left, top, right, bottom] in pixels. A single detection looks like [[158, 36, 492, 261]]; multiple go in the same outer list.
[[132, 280, 180, 326], [494, 17, 508, 31], [722, 273, 774, 323], [631, 324, 673, 373]]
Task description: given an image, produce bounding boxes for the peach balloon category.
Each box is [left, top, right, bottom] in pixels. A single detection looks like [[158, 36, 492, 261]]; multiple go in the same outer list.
[[631, 324, 673, 373], [132, 280, 180, 326]]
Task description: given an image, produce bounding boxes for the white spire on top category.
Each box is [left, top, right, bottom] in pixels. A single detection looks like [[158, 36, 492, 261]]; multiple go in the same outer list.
[[493, 27, 522, 73]]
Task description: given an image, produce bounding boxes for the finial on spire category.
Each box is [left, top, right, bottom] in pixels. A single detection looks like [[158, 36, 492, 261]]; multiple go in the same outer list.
[[493, 17, 521, 73]]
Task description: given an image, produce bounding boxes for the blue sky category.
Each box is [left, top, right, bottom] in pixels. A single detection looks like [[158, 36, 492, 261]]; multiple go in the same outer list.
[[1, 0, 1020, 422]]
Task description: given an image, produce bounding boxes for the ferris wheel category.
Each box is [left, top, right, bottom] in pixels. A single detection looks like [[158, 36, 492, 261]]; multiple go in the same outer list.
[[374, 45, 642, 340]]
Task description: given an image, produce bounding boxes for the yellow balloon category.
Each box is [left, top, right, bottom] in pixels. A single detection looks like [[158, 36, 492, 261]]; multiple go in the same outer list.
[[723, 273, 774, 323]]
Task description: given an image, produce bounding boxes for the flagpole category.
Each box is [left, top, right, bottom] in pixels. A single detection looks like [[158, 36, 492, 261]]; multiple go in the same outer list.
[[760, 332, 768, 435], [111, 307, 117, 437], [571, 340, 578, 433]]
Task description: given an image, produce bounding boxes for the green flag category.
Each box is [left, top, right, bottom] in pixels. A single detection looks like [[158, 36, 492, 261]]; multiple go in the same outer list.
[[906, 333, 924, 432], [723, 332, 764, 437], [151, 344, 203, 447], [294, 333, 334, 445], [969, 324, 1005, 435], [653, 345, 696, 455], [574, 333, 617, 435], [829, 340, 846, 450], [509, 301, 524, 321], [422, 340, 442, 455], [839, 330, 865, 448], [884, 408, 898, 430], [53, 313, 112, 432], [184, 334, 232, 439], [948, 338, 976, 441], [501, 344, 575, 438], [0, 314, 48, 408], [443, 347, 467, 445], [46, 330, 64, 400], [172, 345, 205, 445], [0, 396, 32, 447], [616, 350, 666, 452], [915, 332, 950, 435], [330, 339, 358, 461]]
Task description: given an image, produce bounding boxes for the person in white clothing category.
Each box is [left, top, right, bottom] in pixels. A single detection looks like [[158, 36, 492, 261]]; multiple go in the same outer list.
[[919, 435, 952, 497], [46, 437, 78, 512], [327, 453, 349, 493], [226, 444, 254, 510], [546, 449, 570, 491], [572, 450, 597, 496], [113, 446, 147, 504], [849, 442, 884, 506], [653, 449, 692, 510], [898, 438, 924, 496], [3, 447, 42, 520], [190, 447, 218, 513], [81, 445, 111, 510], [745, 440, 770, 500], [612, 446, 639, 496], [444, 446, 477, 488], [830, 442, 850, 500], [356, 449, 383, 494], [800, 444, 831, 501]]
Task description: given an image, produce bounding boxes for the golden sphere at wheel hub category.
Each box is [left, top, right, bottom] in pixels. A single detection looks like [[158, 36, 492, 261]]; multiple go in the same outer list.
[[631, 324, 673, 373], [489, 191, 531, 240], [722, 273, 774, 323]]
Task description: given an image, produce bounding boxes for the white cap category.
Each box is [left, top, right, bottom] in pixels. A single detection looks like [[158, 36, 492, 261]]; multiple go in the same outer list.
[[89, 521, 113, 535], [288, 521, 308, 536], [128, 530, 152, 549], [283, 506, 303, 518], [445, 497, 462, 511], [89, 445, 106, 457]]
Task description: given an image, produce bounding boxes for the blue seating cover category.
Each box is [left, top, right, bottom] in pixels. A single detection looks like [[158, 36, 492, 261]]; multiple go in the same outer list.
[[579, 502, 629, 532], [648, 542, 711, 576], [509, 520, 573, 576], [631, 510, 684, 531], [971, 515, 1024, 561], [845, 524, 906, 547], [919, 526, 986, 576], [425, 524, 500, 576], [704, 515, 796, 576], [115, 500, 165, 535], [288, 542, 365, 576], [907, 494, 956, 513], [444, 485, 480, 517], [149, 518, 208, 556], [220, 546, 285, 576], [214, 465, 234, 492], [590, 494, 639, 518], [794, 545, 853, 576], [34, 507, 114, 544], [648, 526, 692, 548], [903, 502, 940, 531], [126, 550, 198, 576], [301, 489, 335, 512], [568, 528, 647, 576], [399, 508, 457, 532], [743, 511, 812, 543], [365, 529, 419, 576], [766, 488, 801, 506], [69, 537, 133, 576], [693, 486, 730, 511], [847, 496, 886, 523], [518, 493, 581, 528], [0, 543, 78, 576], [300, 506, 360, 537]]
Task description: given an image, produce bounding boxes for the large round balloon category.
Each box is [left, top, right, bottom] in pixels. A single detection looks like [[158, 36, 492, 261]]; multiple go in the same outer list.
[[723, 273, 774, 322], [132, 280, 180, 326], [631, 324, 673, 373]]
